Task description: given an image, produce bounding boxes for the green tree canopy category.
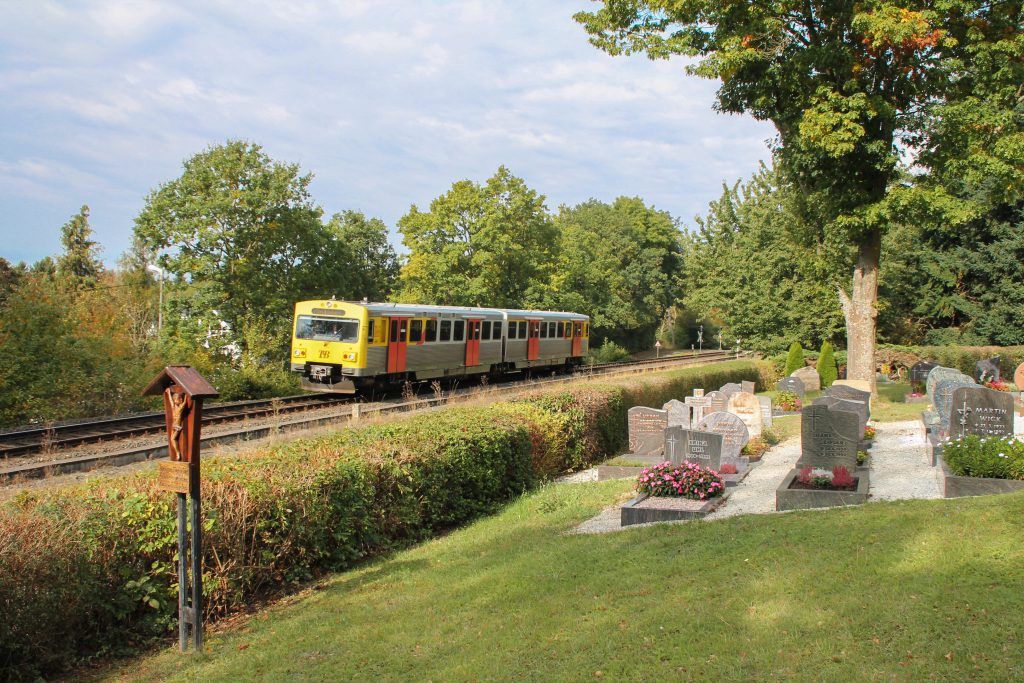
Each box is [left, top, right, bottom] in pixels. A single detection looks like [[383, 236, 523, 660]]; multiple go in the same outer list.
[[57, 205, 103, 285], [325, 210, 400, 302]]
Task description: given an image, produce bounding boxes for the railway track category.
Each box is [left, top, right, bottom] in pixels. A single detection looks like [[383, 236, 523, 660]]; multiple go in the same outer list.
[[0, 350, 743, 483]]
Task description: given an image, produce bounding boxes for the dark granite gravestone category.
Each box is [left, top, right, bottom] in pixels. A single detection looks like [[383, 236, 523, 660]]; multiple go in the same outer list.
[[792, 366, 821, 392], [927, 366, 971, 403], [727, 391, 763, 438], [741, 380, 756, 394], [665, 425, 724, 469], [684, 395, 712, 424], [758, 395, 773, 428], [826, 385, 872, 419], [662, 399, 691, 429], [799, 403, 860, 473], [719, 383, 742, 399], [705, 391, 728, 414], [696, 411, 750, 463], [909, 361, 938, 383], [1015, 362, 1024, 391], [814, 396, 867, 440], [627, 407, 668, 456], [950, 386, 1014, 438], [775, 376, 805, 398], [934, 377, 978, 434], [975, 356, 1002, 383]]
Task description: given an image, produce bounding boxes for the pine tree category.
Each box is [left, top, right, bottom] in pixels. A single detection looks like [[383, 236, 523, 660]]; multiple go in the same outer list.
[[817, 341, 838, 388], [58, 205, 103, 285], [784, 342, 804, 376]]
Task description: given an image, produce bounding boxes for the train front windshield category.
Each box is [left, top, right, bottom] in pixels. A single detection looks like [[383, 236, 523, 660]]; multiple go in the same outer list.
[[296, 315, 360, 343]]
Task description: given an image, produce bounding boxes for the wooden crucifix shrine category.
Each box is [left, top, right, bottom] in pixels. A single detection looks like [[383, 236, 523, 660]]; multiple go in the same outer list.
[[142, 365, 218, 653]]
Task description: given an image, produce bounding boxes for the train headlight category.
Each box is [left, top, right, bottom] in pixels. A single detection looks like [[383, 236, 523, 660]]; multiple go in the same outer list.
[[343, 352, 356, 361], [294, 349, 306, 358]]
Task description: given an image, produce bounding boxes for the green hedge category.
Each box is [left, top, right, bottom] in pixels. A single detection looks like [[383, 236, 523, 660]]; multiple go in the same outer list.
[[0, 360, 765, 681], [877, 344, 1024, 378]]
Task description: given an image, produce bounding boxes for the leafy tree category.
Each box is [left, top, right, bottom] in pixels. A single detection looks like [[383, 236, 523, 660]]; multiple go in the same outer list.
[[576, 1, 1020, 393], [398, 166, 558, 308], [57, 205, 103, 286], [784, 342, 805, 377], [0, 258, 23, 308], [325, 210, 400, 301], [547, 197, 683, 349], [817, 341, 838, 387]]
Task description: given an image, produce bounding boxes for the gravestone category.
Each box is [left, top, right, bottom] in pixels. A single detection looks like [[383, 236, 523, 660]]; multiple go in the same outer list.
[[684, 395, 712, 424], [910, 361, 938, 384], [705, 391, 728, 414], [758, 395, 773, 428], [727, 391, 763, 438], [1016, 362, 1024, 391], [799, 403, 860, 473], [693, 388, 705, 398], [927, 366, 971, 402], [720, 382, 742, 398], [831, 379, 871, 393], [826, 384, 872, 417], [775, 376, 805, 398], [791, 366, 821, 392], [975, 356, 1002, 383], [665, 425, 724, 470], [628, 407, 668, 456], [934, 377, 978, 434], [814, 396, 867, 440], [951, 386, 1014, 438], [741, 380, 756, 394], [696, 412, 750, 464], [662, 399, 691, 429]]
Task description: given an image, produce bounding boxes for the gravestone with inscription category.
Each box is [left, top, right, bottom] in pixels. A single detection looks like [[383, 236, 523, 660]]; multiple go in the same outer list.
[[792, 366, 821, 392], [910, 361, 938, 384], [684, 395, 712, 424], [975, 356, 1002, 383], [758, 395, 773, 428], [696, 412, 750, 464], [775, 376, 805, 398], [662, 399, 691, 429], [727, 391, 763, 438], [628, 407, 668, 456], [741, 380, 756, 394], [665, 425, 724, 470], [934, 377, 978, 435], [799, 403, 860, 473], [950, 386, 1014, 438], [705, 391, 728, 414], [720, 383, 742, 399]]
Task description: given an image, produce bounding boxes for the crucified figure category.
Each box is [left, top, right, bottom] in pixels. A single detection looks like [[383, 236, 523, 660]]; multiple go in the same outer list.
[[167, 389, 189, 460]]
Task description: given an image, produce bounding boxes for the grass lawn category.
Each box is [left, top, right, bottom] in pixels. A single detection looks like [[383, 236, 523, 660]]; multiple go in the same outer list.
[[98, 481, 1024, 682]]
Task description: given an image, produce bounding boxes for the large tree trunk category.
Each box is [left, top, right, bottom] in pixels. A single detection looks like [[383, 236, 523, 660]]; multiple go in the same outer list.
[[838, 228, 881, 396]]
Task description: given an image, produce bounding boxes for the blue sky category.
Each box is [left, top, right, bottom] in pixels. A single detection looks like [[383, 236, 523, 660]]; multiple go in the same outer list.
[[0, 1, 775, 267]]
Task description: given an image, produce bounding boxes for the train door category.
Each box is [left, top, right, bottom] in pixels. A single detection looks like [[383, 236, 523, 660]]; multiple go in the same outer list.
[[387, 317, 409, 373], [572, 321, 583, 357], [465, 319, 481, 366], [527, 321, 540, 361]]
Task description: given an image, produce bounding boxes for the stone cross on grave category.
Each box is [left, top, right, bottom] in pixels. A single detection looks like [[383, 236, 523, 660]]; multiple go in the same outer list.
[[685, 395, 712, 424], [957, 401, 973, 437]]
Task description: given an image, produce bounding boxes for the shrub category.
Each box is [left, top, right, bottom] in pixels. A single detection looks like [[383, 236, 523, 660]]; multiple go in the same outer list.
[[943, 435, 1024, 480], [742, 437, 768, 458], [761, 426, 781, 446], [587, 340, 631, 364], [776, 391, 801, 412], [636, 461, 725, 500], [817, 342, 838, 388], [784, 342, 805, 376]]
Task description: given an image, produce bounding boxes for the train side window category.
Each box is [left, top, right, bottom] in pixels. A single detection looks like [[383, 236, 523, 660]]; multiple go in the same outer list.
[[584, 323, 589, 336], [519, 321, 528, 338], [492, 321, 502, 339], [425, 318, 437, 343], [482, 321, 491, 339], [367, 320, 375, 342], [508, 322, 517, 339], [410, 319, 423, 344], [540, 323, 548, 339], [440, 319, 452, 342], [453, 320, 465, 341], [557, 322, 564, 338]]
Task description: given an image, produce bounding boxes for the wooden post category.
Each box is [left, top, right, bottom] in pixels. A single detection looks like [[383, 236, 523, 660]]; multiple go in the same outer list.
[[143, 366, 218, 654]]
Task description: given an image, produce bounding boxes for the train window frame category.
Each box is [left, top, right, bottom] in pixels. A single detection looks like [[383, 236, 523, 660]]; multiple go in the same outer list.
[[557, 322, 564, 338], [482, 320, 491, 340], [296, 315, 360, 343], [366, 319, 375, 342], [508, 321, 518, 339], [440, 319, 452, 342], [492, 321, 502, 339], [409, 319, 423, 344], [425, 318, 438, 343], [453, 319, 465, 342], [519, 321, 528, 338], [540, 322, 548, 339]]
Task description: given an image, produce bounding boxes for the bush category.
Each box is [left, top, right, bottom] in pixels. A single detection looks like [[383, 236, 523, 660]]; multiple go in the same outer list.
[[784, 342, 805, 376], [587, 340, 631, 364], [776, 391, 801, 412], [817, 342, 838, 388], [636, 461, 725, 499], [943, 435, 1024, 480]]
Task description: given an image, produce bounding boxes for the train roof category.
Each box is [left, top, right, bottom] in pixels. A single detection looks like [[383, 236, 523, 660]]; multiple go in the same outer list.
[[296, 300, 588, 321]]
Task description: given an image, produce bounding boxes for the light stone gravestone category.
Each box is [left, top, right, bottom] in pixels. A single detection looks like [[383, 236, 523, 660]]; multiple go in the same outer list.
[[693, 388, 705, 398], [719, 383, 742, 399], [727, 391, 763, 438], [791, 366, 821, 392], [665, 425, 724, 469], [705, 391, 728, 414], [951, 386, 1014, 438], [741, 380, 756, 394], [1015, 362, 1024, 391], [934, 377, 978, 434], [927, 366, 971, 403], [662, 399, 691, 429], [799, 403, 859, 473], [775, 376, 805, 398], [831, 379, 871, 393], [628, 407, 668, 456], [696, 411, 750, 464], [684, 395, 712, 425], [758, 395, 773, 428]]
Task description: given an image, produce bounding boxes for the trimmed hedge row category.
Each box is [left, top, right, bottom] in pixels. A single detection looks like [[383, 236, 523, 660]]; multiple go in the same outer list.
[[0, 360, 766, 681]]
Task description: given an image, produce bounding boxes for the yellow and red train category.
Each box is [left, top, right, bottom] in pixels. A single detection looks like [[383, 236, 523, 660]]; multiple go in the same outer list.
[[290, 300, 590, 393]]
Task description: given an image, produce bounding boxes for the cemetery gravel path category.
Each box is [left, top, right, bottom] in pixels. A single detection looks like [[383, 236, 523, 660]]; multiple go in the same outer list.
[[568, 419, 942, 534]]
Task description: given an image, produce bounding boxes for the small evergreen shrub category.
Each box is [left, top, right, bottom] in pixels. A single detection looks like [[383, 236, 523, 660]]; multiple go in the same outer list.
[[784, 342, 805, 376], [587, 340, 631, 364], [817, 341, 838, 387]]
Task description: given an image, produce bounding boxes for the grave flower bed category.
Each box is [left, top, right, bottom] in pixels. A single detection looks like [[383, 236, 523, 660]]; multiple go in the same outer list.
[[984, 380, 1013, 392], [943, 435, 1024, 480], [636, 461, 725, 500], [791, 466, 857, 491], [776, 465, 869, 511]]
